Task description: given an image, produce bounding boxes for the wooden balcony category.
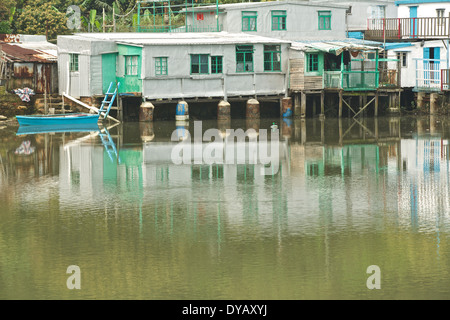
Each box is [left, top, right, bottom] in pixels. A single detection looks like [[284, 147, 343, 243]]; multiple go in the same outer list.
[[365, 17, 450, 41]]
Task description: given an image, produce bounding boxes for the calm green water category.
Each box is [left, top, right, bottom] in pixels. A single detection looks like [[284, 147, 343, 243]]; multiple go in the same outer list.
[[1, 116, 450, 300]]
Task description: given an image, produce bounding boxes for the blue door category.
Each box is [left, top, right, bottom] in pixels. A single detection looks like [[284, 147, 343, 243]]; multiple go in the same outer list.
[[410, 6, 418, 38], [423, 47, 441, 84], [424, 47, 430, 84]]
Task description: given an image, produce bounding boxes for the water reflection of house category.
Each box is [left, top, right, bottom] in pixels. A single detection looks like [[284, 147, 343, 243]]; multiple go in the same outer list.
[[397, 136, 450, 226]]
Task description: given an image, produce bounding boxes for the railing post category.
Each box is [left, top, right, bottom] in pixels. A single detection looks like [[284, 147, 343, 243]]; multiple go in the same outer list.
[[398, 18, 401, 39]]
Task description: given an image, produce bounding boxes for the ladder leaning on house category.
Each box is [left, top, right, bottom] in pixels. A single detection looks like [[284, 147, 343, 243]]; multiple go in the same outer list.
[[99, 81, 120, 120]]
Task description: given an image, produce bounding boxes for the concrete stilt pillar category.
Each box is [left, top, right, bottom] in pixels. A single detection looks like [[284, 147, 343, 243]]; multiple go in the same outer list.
[[139, 122, 155, 142], [176, 100, 189, 121], [417, 92, 426, 109], [246, 98, 260, 119], [430, 93, 439, 115], [282, 97, 293, 117], [430, 115, 437, 135], [139, 101, 154, 122], [218, 100, 231, 120]]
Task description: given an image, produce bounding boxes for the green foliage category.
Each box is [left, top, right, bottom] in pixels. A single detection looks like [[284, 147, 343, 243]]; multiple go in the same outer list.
[[15, 0, 69, 40], [0, 21, 12, 34]]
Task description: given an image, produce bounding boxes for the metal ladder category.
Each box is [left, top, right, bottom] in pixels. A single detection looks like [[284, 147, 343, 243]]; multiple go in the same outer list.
[[98, 82, 120, 120]]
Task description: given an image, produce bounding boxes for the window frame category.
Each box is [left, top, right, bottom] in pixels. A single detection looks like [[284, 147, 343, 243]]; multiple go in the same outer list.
[[125, 55, 139, 76], [211, 56, 223, 74], [263, 45, 281, 72], [271, 10, 287, 31], [396, 52, 408, 68], [242, 11, 257, 32], [236, 45, 254, 73], [318, 11, 331, 30], [155, 57, 168, 76], [306, 53, 320, 74], [69, 53, 79, 72], [191, 54, 210, 75]]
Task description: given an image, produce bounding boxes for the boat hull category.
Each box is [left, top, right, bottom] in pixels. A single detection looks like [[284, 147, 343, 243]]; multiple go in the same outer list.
[[16, 113, 100, 126], [16, 123, 100, 135]]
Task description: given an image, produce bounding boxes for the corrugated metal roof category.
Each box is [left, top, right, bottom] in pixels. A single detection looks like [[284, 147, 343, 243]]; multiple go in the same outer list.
[[66, 32, 292, 46], [0, 42, 57, 63], [291, 40, 383, 55]]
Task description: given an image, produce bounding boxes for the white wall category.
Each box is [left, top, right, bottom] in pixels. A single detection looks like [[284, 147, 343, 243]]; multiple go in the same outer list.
[[388, 40, 449, 88], [397, 3, 450, 19], [142, 42, 290, 99], [187, 2, 349, 40]]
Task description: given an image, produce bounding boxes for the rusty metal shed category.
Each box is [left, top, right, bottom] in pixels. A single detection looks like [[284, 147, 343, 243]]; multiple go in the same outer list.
[[0, 38, 58, 94]]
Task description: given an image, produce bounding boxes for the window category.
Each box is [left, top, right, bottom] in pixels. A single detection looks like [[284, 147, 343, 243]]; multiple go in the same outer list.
[[370, 5, 385, 19], [236, 45, 254, 72], [242, 11, 257, 31], [191, 54, 209, 74], [318, 11, 331, 30], [307, 53, 319, 73], [69, 53, 79, 72], [437, 9, 445, 25], [397, 52, 408, 68], [125, 55, 138, 76], [271, 10, 286, 31], [155, 57, 168, 76], [264, 45, 281, 71], [211, 56, 223, 74]]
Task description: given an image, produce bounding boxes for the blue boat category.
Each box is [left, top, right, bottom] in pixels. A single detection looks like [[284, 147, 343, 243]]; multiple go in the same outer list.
[[16, 122, 100, 135], [16, 113, 100, 126]]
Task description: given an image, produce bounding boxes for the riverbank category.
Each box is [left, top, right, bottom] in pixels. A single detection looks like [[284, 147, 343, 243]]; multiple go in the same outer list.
[[0, 86, 34, 118]]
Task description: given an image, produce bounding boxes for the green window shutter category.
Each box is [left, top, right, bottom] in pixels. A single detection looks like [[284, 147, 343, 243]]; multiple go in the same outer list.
[[69, 53, 79, 72], [271, 10, 286, 31], [155, 57, 168, 75], [191, 54, 209, 74], [242, 11, 257, 31], [125, 55, 139, 76], [306, 53, 323, 75], [211, 56, 223, 74], [236, 45, 254, 72], [264, 45, 281, 72], [318, 11, 331, 30]]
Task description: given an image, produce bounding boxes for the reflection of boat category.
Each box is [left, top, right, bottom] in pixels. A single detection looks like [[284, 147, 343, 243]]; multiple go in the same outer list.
[[16, 113, 100, 126], [16, 123, 100, 135]]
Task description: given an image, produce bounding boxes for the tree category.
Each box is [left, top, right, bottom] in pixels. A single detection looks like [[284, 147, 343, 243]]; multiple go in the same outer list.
[[15, 0, 69, 40]]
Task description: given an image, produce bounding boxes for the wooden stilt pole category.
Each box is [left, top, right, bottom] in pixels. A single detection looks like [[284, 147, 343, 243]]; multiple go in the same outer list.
[[339, 90, 343, 118], [320, 90, 325, 117], [375, 91, 379, 117], [301, 91, 306, 118]]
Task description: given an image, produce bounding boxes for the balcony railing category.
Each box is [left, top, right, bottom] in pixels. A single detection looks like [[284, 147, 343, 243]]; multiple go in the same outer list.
[[324, 71, 379, 91], [134, 24, 223, 33], [415, 59, 445, 92], [366, 17, 450, 41]]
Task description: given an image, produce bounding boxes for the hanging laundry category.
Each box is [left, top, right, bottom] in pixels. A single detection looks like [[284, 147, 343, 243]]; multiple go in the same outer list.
[[14, 87, 35, 102]]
